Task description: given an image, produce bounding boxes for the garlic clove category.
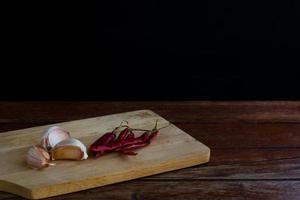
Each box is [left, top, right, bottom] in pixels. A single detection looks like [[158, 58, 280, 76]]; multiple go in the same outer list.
[[51, 138, 88, 160], [51, 146, 84, 160], [26, 145, 51, 170], [41, 126, 71, 150]]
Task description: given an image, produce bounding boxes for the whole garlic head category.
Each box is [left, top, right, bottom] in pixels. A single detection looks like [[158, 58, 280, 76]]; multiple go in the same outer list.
[[41, 126, 71, 150], [51, 138, 88, 160], [26, 145, 51, 170]]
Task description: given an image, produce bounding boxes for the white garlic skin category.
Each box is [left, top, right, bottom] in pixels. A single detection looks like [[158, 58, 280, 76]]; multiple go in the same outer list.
[[26, 145, 50, 170], [41, 126, 71, 150], [52, 138, 88, 160]]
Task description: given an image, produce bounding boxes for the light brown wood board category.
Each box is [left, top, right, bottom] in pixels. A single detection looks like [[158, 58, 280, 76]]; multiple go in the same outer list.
[[0, 110, 210, 199]]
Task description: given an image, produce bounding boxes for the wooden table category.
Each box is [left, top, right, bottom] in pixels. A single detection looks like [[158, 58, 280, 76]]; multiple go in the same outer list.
[[0, 101, 299, 200]]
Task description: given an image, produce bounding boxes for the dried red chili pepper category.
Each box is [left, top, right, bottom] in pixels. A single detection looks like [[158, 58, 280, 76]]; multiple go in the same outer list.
[[119, 142, 150, 152], [89, 132, 114, 150], [119, 130, 157, 155], [89, 126, 120, 153], [126, 131, 135, 139], [90, 121, 168, 157], [114, 133, 151, 155], [138, 131, 149, 141], [92, 133, 144, 152], [111, 137, 144, 149], [93, 121, 128, 145], [115, 128, 129, 142]]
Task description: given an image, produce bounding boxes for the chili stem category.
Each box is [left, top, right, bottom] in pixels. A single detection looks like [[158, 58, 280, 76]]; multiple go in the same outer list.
[[117, 121, 171, 132]]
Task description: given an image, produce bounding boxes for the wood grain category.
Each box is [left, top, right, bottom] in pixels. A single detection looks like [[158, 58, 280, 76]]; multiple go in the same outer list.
[[177, 123, 300, 148], [0, 101, 299, 200], [1, 180, 299, 200], [0, 101, 300, 124]]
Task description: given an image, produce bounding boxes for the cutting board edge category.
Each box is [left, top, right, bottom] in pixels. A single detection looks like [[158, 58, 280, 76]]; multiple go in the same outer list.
[[2, 149, 210, 199], [0, 179, 33, 199]]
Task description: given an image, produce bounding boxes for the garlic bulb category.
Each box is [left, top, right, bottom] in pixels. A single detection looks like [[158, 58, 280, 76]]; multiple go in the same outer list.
[[51, 138, 88, 160], [41, 126, 71, 150], [26, 145, 51, 170]]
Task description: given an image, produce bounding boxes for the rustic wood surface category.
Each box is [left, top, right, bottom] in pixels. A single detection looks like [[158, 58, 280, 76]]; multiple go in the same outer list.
[[0, 101, 299, 200]]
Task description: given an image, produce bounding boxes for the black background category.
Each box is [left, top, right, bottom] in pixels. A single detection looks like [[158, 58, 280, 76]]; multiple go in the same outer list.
[[2, 1, 300, 100]]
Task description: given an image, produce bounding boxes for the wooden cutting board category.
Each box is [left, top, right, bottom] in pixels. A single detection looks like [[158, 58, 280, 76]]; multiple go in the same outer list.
[[0, 110, 210, 199]]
